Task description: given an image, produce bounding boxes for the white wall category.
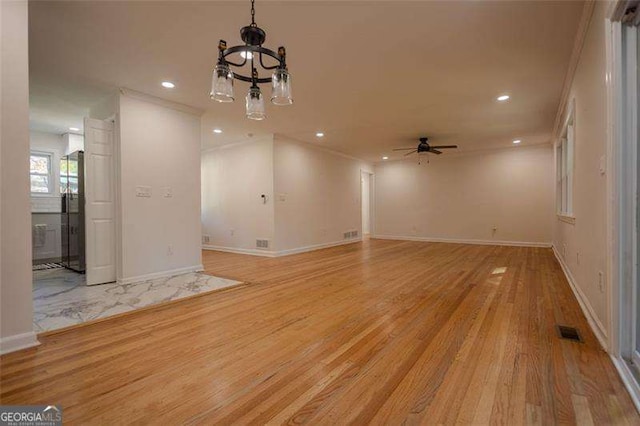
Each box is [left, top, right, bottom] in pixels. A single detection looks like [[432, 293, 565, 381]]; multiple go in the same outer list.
[[201, 137, 275, 251], [118, 93, 202, 280], [375, 144, 554, 245], [1, 0, 38, 353], [553, 2, 609, 344], [200, 135, 373, 255], [273, 136, 372, 252]]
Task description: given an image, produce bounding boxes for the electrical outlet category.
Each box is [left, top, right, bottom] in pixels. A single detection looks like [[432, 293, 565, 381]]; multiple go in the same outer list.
[[167, 245, 173, 256], [202, 235, 210, 244], [598, 271, 605, 293]]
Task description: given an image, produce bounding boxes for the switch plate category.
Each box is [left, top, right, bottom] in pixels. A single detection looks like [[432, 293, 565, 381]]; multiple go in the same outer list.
[[136, 186, 152, 197], [599, 155, 606, 175], [163, 186, 173, 198]]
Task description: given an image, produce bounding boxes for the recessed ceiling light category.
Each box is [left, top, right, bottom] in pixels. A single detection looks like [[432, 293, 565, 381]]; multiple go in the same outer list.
[[69, 127, 80, 132], [382, 156, 389, 160], [316, 132, 324, 137], [513, 139, 521, 144], [497, 95, 510, 101], [240, 51, 253, 60], [213, 128, 223, 134], [161, 81, 175, 88]]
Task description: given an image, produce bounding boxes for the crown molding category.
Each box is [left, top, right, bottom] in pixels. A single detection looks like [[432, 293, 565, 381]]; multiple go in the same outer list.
[[551, 0, 596, 141], [119, 88, 204, 117]]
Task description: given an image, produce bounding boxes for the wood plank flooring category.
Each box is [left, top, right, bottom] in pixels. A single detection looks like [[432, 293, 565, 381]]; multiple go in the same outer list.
[[1, 239, 638, 424]]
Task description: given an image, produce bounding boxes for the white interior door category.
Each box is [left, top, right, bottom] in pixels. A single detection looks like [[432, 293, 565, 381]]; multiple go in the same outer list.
[[84, 117, 116, 285]]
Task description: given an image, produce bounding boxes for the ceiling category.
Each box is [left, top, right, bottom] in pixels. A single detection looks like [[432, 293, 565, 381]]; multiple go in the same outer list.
[[29, 1, 585, 162]]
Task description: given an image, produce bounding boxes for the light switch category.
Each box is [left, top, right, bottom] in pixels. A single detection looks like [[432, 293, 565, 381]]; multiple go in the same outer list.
[[277, 193, 286, 202], [599, 155, 606, 175], [136, 186, 152, 197], [163, 186, 173, 198]]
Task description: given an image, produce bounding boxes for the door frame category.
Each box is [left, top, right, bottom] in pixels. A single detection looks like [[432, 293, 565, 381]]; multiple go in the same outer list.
[[606, 0, 640, 410], [360, 169, 375, 238]]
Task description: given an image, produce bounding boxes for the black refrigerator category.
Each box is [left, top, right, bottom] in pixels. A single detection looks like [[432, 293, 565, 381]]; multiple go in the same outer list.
[[61, 151, 86, 273]]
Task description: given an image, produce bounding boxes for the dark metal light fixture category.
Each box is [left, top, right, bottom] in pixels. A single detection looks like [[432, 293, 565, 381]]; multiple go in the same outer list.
[[210, 0, 292, 120]]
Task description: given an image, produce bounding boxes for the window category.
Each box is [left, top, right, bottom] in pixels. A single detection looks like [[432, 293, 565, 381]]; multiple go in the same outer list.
[[556, 102, 575, 217], [30, 152, 53, 194], [60, 157, 79, 194]]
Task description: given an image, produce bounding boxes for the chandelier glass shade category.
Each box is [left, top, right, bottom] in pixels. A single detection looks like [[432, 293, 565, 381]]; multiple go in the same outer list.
[[210, 0, 292, 120], [246, 86, 266, 120], [210, 64, 234, 102]]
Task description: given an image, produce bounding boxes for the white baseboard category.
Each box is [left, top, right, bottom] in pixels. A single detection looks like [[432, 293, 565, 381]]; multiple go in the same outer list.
[[275, 238, 362, 256], [203, 238, 362, 258], [202, 245, 278, 257], [610, 354, 640, 414], [551, 244, 609, 351], [0, 331, 40, 355], [372, 234, 552, 248], [117, 264, 205, 285]]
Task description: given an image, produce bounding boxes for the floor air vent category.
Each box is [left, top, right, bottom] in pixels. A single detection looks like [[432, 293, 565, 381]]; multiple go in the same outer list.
[[556, 325, 583, 343]]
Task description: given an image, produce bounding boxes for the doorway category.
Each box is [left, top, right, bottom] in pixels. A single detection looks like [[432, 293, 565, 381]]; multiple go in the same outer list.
[[615, 14, 640, 384], [361, 171, 374, 237]]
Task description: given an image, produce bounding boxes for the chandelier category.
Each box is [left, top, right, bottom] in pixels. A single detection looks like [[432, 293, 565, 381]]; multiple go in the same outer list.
[[210, 0, 292, 120]]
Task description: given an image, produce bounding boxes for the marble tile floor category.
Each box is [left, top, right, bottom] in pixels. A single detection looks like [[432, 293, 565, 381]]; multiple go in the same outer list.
[[33, 268, 243, 332]]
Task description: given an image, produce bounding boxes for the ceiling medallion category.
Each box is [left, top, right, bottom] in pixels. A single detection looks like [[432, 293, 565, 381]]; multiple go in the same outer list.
[[210, 0, 292, 120]]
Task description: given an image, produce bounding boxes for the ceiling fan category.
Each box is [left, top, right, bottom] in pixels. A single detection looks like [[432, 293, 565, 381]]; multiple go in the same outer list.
[[393, 137, 458, 156]]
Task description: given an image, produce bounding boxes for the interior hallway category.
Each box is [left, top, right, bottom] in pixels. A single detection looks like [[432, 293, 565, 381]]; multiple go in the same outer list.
[[1, 239, 638, 424]]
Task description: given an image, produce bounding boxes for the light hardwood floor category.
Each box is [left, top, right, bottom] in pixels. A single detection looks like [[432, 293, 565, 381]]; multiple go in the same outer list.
[[1, 239, 638, 424]]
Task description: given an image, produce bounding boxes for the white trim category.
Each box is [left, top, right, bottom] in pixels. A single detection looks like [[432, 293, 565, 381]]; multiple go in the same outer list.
[[116, 264, 204, 285], [119, 88, 204, 117], [552, 244, 609, 351], [372, 234, 551, 248], [274, 134, 372, 166], [378, 141, 552, 163], [0, 331, 40, 355], [551, 0, 596, 140], [276, 238, 362, 256], [203, 239, 363, 258], [610, 354, 640, 413], [203, 245, 278, 257]]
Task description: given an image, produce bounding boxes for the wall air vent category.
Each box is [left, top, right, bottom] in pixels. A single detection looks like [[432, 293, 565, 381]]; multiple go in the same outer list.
[[556, 325, 583, 343], [256, 239, 269, 249], [350, 230, 359, 238], [343, 232, 351, 239]]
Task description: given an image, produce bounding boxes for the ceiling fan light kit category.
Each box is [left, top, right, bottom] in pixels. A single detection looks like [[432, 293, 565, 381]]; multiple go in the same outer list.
[[210, 0, 292, 120]]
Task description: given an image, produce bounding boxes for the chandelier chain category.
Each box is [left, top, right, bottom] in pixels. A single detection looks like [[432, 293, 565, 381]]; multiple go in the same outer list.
[[250, 0, 256, 26]]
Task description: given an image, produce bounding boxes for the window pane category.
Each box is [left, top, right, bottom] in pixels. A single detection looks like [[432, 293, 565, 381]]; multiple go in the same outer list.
[[68, 160, 78, 177], [60, 176, 68, 193], [68, 177, 79, 194], [60, 158, 67, 176], [31, 175, 49, 193], [30, 155, 49, 174]]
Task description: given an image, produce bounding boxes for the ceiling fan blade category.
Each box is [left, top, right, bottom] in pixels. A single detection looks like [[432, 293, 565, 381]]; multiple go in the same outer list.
[[404, 150, 418, 156], [429, 145, 458, 149], [393, 148, 417, 151], [430, 149, 443, 155]]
